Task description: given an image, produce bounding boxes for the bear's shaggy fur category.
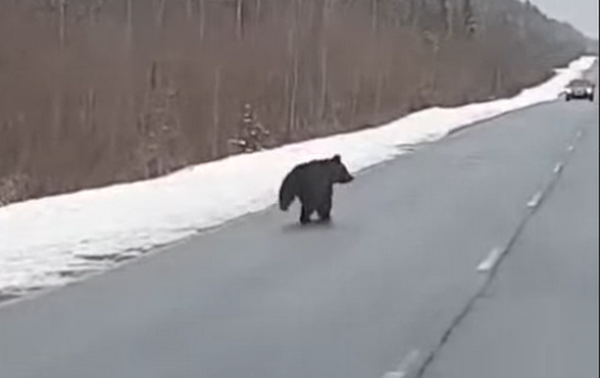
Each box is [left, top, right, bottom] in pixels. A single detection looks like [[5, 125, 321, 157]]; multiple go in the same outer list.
[[278, 154, 354, 224]]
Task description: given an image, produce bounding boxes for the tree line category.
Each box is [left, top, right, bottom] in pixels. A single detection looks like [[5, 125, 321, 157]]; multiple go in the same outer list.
[[0, 0, 588, 206]]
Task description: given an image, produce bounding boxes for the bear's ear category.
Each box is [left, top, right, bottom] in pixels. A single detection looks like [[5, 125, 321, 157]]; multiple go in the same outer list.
[[331, 154, 341, 163]]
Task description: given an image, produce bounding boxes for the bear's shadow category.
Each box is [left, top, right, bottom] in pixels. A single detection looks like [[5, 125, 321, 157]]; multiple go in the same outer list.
[[281, 219, 335, 233]]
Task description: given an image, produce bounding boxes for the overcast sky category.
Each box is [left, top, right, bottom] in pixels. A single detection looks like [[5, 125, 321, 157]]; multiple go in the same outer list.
[[530, 0, 599, 38]]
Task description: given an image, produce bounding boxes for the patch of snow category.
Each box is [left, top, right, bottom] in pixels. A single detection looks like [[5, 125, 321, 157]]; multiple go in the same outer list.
[[0, 56, 596, 296]]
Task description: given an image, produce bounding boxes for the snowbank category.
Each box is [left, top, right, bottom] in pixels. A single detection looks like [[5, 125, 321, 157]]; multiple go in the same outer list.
[[0, 56, 596, 297]]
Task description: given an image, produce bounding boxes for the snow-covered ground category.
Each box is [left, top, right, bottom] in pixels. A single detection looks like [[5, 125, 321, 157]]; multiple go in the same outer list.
[[0, 56, 596, 299]]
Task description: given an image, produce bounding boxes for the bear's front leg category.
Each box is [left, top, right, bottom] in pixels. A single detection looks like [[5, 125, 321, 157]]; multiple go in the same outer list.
[[300, 205, 313, 225], [317, 199, 332, 223]]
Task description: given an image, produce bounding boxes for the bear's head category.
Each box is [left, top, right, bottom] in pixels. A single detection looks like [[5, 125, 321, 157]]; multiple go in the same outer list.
[[328, 154, 354, 184]]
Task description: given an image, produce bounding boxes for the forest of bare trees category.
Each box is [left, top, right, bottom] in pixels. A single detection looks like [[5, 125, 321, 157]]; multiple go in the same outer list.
[[0, 0, 590, 206]]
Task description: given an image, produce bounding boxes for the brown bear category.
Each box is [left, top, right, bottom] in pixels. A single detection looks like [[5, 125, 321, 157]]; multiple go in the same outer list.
[[278, 154, 354, 224]]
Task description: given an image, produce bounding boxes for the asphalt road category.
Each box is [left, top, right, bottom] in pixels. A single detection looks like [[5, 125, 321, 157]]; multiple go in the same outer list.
[[0, 76, 598, 377], [421, 98, 599, 378]]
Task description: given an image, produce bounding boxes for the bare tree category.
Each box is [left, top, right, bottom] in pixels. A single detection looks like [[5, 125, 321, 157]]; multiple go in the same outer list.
[[154, 0, 166, 28], [236, 0, 244, 39], [59, 0, 68, 48], [212, 65, 222, 157], [199, 0, 206, 41]]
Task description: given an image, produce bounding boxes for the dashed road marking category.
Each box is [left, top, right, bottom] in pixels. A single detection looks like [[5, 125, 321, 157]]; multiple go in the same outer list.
[[381, 372, 404, 378], [554, 162, 564, 174], [381, 350, 421, 378], [477, 247, 506, 273], [527, 191, 544, 208]]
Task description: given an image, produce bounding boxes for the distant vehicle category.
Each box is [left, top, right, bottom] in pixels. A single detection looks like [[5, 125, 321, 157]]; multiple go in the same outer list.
[[564, 79, 595, 101]]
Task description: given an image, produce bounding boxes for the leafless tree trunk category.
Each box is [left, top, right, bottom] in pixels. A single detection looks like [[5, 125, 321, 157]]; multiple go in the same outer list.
[[59, 0, 68, 48], [199, 0, 206, 41], [318, 0, 331, 119], [52, 89, 63, 148], [424, 32, 440, 92], [186, 0, 194, 19], [236, 0, 244, 39], [212, 66, 222, 157], [288, 34, 300, 137], [85, 88, 96, 131], [371, 0, 379, 33], [155, 0, 166, 28], [256, 0, 263, 18], [409, 0, 421, 29], [149, 61, 158, 91], [374, 71, 384, 114], [126, 0, 133, 48], [440, 0, 454, 39], [351, 70, 361, 123]]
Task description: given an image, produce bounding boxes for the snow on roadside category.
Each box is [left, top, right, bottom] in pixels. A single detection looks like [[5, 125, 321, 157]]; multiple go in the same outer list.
[[0, 56, 596, 298]]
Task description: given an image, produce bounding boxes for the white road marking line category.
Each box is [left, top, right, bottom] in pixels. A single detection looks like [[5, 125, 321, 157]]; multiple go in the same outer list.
[[567, 144, 575, 152], [527, 191, 543, 208], [553, 162, 564, 174], [477, 247, 505, 273], [381, 350, 421, 378], [381, 373, 404, 378]]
